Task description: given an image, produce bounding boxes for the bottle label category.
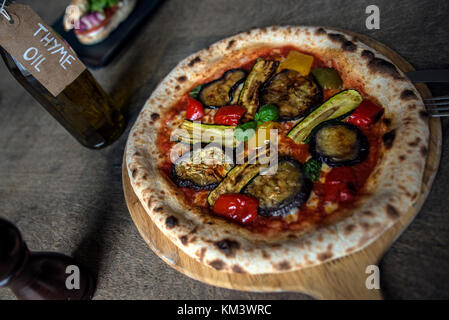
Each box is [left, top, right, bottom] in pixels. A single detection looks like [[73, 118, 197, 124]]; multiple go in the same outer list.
[[0, 3, 86, 96]]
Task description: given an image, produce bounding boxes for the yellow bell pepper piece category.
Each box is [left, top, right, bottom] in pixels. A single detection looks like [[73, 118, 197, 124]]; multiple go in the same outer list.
[[247, 121, 281, 149], [278, 51, 314, 76]]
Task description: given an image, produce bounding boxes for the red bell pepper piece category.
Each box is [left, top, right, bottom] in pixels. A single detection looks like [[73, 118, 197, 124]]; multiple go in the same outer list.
[[186, 97, 205, 121], [347, 100, 384, 127], [213, 105, 247, 126], [213, 194, 258, 224], [324, 167, 357, 203]]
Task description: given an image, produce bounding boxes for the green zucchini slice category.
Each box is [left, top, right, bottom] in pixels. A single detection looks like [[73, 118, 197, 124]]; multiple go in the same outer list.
[[238, 58, 279, 122], [207, 163, 268, 207], [287, 89, 362, 143], [174, 120, 238, 148]]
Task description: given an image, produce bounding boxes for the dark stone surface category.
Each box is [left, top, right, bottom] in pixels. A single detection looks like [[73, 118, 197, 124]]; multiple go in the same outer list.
[[0, 0, 448, 299]]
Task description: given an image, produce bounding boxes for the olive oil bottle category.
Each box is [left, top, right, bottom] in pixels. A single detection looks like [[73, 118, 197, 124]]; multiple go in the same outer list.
[[0, 48, 126, 149], [0, 1, 126, 149]]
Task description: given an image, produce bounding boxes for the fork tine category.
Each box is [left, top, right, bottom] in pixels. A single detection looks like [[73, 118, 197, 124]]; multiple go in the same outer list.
[[424, 95, 449, 101], [427, 106, 449, 112], [425, 101, 449, 106], [430, 113, 449, 117]]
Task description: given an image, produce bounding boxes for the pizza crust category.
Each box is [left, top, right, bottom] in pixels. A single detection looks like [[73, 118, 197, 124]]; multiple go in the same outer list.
[[126, 26, 429, 274]]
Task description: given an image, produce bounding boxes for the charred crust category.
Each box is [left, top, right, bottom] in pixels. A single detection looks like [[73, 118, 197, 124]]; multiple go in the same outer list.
[[188, 56, 201, 67], [386, 204, 400, 220], [180, 235, 188, 245], [315, 27, 326, 35], [177, 75, 187, 83], [367, 58, 402, 79], [226, 40, 236, 50], [382, 118, 392, 126], [362, 210, 374, 217], [408, 137, 421, 147], [261, 250, 270, 259], [419, 110, 429, 119], [209, 259, 225, 270], [151, 113, 160, 121], [175, 85, 180, 90], [215, 239, 240, 258], [131, 168, 138, 178], [231, 265, 246, 273], [361, 50, 375, 60], [327, 33, 356, 52], [400, 90, 418, 101], [420, 146, 428, 157], [154, 207, 163, 212], [344, 224, 356, 235], [382, 130, 396, 149], [399, 155, 406, 161], [165, 216, 178, 229], [317, 251, 333, 262], [275, 261, 291, 271]]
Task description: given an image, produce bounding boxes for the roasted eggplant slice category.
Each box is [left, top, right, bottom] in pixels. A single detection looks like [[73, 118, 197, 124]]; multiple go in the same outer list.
[[207, 163, 268, 206], [309, 121, 369, 167], [243, 157, 312, 217], [229, 80, 245, 105], [171, 145, 234, 190], [260, 69, 322, 121], [198, 69, 247, 108], [239, 58, 279, 121]]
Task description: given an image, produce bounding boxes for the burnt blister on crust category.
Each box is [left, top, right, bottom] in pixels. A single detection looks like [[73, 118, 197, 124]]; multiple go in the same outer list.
[[151, 113, 160, 121], [165, 216, 178, 229], [231, 265, 246, 273], [177, 75, 187, 83], [382, 129, 396, 149], [327, 33, 357, 52], [226, 39, 236, 50], [386, 204, 400, 220], [315, 27, 326, 35], [215, 239, 240, 258], [188, 56, 201, 67], [400, 89, 418, 101], [209, 259, 225, 270]]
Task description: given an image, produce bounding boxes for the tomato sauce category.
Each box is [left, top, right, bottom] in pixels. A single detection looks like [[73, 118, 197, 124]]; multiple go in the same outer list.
[[156, 46, 384, 234]]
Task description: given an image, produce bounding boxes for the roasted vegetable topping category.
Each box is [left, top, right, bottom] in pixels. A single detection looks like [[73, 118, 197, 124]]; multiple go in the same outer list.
[[198, 69, 247, 108], [347, 99, 384, 127], [175, 120, 237, 148], [239, 59, 279, 121], [229, 81, 245, 105], [171, 145, 234, 190], [213, 194, 258, 224], [311, 68, 343, 89], [213, 105, 247, 125], [278, 51, 314, 76], [324, 167, 357, 202], [304, 158, 323, 181], [185, 97, 205, 121], [288, 89, 363, 143], [309, 121, 369, 167], [243, 158, 312, 217], [260, 69, 322, 121], [207, 163, 268, 206]]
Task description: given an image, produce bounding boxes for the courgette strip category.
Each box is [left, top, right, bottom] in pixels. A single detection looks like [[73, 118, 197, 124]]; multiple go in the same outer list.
[[287, 89, 363, 143], [174, 120, 238, 148], [238, 58, 279, 122]]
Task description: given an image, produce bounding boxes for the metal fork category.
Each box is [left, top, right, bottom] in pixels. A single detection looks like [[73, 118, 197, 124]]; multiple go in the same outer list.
[[423, 96, 449, 117]]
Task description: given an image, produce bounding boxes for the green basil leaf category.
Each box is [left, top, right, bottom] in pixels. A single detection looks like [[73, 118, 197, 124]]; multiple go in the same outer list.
[[234, 121, 257, 142], [189, 85, 202, 99], [256, 104, 279, 123], [304, 158, 322, 181]]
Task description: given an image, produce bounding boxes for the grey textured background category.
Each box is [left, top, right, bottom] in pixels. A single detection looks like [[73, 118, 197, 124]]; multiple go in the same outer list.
[[1, 0, 448, 299]]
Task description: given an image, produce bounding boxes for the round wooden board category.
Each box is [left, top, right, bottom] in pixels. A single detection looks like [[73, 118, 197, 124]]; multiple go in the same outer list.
[[122, 31, 442, 299]]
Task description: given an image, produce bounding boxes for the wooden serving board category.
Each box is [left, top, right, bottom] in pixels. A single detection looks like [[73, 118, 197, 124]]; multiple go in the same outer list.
[[122, 31, 442, 299]]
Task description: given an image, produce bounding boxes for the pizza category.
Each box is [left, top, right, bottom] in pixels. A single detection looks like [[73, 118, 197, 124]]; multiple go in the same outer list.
[[64, 0, 137, 45], [126, 26, 429, 274]]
